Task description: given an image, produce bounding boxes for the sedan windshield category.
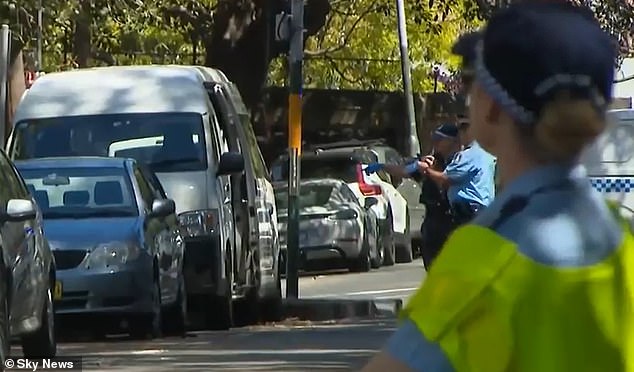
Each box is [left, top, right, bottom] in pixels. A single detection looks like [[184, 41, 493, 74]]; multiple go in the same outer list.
[[275, 185, 335, 210], [18, 166, 138, 219], [12, 113, 207, 173]]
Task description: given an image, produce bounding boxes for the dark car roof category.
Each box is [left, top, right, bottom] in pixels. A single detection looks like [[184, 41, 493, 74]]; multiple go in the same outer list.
[[14, 156, 132, 170], [275, 148, 374, 162]]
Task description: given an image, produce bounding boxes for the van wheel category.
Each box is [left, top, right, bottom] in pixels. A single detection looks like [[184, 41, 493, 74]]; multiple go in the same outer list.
[[162, 275, 188, 337], [205, 252, 233, 330], [382, 213, 396, 266], [258, 252, 283, 323], [22, 284, 57, 358]]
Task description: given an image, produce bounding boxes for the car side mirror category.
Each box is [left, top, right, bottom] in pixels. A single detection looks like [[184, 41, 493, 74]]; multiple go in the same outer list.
[[149, 199, 176, 218], [217, 152, 245, 176], [1, 199, 37, 223], [364, 197, 378, 209]]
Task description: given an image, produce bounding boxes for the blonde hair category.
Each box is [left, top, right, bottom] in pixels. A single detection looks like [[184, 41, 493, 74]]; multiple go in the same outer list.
[[521, 92, 606, 162]]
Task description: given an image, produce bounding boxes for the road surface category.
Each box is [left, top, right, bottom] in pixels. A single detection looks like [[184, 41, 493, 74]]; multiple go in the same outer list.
[[284, 259, 425, 303], [11, 260, 424, 371]]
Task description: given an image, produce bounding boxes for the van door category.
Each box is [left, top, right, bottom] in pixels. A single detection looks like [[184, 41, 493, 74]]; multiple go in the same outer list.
[[582, 110, 634, 212], [204, 83, 255, 287]]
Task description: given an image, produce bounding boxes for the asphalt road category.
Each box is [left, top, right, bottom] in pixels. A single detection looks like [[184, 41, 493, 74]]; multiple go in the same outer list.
[[11, 260, 424, 371], [284, 259, 426, 303]]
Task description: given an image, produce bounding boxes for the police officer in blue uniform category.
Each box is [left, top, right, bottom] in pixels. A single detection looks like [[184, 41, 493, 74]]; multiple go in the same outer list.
[[366, 123, 496, 226], [416, 123, 461, 268], [362, 2, 622, 371]]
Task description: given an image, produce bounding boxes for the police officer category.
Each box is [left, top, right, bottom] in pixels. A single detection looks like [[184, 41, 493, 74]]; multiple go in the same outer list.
[[419, 119, 496, 226], [416, 123, 460, 268], [362, 3, 631, 372]]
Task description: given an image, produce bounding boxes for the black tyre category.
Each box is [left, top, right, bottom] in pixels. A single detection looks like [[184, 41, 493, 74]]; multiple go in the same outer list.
[[129, 281, 162, 339], [162, 275, 188, 337], [258, 253, 283, 323], [382, 212, 396, 266], [22, 284, 56, 358], [205, 253, 233, 330], [348, 241, 371, 273], [0, 263, 9, 364], [370, 225, 384, 269], [395, 212, 414, 263]]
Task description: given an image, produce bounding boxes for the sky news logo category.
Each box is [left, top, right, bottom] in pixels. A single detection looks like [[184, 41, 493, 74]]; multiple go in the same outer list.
[[4, 357, 82, 371]]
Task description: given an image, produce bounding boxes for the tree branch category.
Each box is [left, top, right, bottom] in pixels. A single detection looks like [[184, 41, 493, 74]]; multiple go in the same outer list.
[[324, 56, 364, 84], [305, 2, 377, 57]]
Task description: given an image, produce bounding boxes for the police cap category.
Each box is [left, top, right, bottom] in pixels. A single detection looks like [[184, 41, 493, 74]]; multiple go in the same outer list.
[[432, 123, 459, 140], [476, 2, 616, 126]]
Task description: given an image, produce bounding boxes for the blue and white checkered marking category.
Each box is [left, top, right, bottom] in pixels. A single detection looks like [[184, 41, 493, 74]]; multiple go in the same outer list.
[[590, 178, 634, 193]]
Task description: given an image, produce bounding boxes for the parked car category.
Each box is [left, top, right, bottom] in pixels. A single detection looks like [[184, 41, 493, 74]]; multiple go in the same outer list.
[[274, 179, 381, 271], [0, 148, 56, 358], [193, 66, 282, 322], [7, 65, 263, 330], [271, 146, 412, 264], [15, 157, 185, 338]]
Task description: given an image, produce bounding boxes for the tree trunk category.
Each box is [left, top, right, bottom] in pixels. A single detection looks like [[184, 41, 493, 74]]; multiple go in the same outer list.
[[205, 0, 331, 109], [73, 0, 92, 68]]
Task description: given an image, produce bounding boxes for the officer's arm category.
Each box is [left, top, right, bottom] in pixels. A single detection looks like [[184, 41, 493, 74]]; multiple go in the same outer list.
[[442, 153, 474, 186], [362, 352, 414, 372], [424, 168, 450, 188], [362, 319, 454, 372], [383, 164, 411, 179]]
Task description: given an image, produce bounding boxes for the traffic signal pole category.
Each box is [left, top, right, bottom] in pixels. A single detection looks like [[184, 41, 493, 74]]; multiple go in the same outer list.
[[395, 0, 419, 157], [286, 0, 304, 298]]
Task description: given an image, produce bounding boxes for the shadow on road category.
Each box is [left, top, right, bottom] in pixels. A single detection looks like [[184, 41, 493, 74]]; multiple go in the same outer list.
[[55, 319, 396, 371]]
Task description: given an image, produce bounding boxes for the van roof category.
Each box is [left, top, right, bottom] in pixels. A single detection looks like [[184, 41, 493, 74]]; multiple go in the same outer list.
[[14, 65, 216, 123]]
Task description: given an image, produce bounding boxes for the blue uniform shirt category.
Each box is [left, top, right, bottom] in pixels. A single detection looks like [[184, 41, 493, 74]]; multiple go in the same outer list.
[[384, 162, 622, 371], [443, 141, 496, 206]]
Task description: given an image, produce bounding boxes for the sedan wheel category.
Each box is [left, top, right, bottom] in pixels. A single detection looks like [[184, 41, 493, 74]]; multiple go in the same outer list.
[[0, 273, 9, 363], [22, 285, 57, 358], [129, 281, 162, 339]]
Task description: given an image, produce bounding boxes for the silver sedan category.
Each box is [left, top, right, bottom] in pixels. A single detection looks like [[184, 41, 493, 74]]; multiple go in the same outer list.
[[275, 179, 382, 272]]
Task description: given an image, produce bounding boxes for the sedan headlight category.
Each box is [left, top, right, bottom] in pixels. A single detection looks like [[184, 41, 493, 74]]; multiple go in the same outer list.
[[83, 243, 140, 269], [178, 209, 219, 238]]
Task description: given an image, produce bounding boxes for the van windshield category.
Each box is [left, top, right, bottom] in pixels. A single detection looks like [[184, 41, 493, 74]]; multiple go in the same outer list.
[[12, 113, 208, 173]]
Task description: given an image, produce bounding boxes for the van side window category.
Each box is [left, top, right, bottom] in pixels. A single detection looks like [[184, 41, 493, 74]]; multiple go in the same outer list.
[[243, 119, 268, 179], [205, 111, 223, 163]]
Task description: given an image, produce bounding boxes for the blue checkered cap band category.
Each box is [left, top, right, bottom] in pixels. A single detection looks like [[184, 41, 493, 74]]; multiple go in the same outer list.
[[590, 178, 634, 193]]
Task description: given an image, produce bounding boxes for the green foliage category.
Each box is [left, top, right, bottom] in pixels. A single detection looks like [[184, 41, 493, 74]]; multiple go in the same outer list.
[[5, 0, 633, 92], [269, 0, 481, 91]]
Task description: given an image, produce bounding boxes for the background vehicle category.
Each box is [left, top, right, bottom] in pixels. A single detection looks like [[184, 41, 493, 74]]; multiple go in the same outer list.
[[582, 109, 634, 222], [193, 66, 282, 322], [361, 141, 425, 255], [7, 66, 245, 330], [16, 157, 186, 339], [0, 149, 56, 357], [271, 148, 403, 266], [274, 179, 381, 271]]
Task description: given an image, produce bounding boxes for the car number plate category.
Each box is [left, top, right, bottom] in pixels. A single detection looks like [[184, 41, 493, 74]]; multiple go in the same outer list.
[[53, 281, 63, 300]]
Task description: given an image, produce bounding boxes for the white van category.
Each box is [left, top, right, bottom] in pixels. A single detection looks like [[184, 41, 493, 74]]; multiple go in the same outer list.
[[8, 66, 271, 330], [581, 109, 634, 220]]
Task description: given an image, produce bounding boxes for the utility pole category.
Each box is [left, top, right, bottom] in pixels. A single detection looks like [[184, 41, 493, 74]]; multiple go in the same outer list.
[[285, 0, 304, 298], [36, 0, 43, 71], [395, 0, 419, 157]]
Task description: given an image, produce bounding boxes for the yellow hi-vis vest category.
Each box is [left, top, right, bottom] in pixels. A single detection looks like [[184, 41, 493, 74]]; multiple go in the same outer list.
[[402, 211, 634, 372]]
